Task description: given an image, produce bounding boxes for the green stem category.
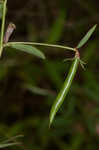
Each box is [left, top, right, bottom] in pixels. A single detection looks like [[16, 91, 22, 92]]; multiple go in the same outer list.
[[0, 0, 7, 56], [4, 42, 75, 51]]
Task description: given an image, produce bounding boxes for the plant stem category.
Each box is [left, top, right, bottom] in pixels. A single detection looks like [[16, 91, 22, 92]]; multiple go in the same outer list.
[[0, 0, 7, 56], [4, 42, 75, 51]]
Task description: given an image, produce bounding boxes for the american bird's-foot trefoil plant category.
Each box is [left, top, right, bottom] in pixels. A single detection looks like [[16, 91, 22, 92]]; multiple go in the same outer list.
[[49, 24, 97, 126], [0, 0, 97, 132]]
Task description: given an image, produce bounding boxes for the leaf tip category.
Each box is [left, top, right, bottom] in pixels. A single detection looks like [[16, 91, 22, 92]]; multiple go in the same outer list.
[[94, 24, 97, 28], [41, 54, 46, 59], [77, 24, 97, 49], [92, 24, 97, 31]]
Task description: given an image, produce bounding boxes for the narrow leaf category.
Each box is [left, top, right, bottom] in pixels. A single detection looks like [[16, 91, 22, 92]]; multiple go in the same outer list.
[[77, 24, 97, 49], [63, 57, 74, 62], [2, 135, 23, 144], [79, 59, 86, 70], [8, 44, 45, 59], [0, 142, 20, 148]]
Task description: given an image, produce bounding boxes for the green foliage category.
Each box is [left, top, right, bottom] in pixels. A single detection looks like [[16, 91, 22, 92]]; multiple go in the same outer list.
[[8, 43, 45, 59], [49, 24, 97, 126], [0, 0, 98, 150], [0, 135, 23, 148], [77, 24, 97, 48]]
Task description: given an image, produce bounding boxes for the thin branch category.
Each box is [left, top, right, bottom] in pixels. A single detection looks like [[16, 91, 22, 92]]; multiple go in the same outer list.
[[4, 42, 75, 51]]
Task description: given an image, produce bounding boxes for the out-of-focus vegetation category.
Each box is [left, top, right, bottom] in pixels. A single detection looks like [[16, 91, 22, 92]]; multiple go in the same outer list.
[[0, 0, 99, 149]]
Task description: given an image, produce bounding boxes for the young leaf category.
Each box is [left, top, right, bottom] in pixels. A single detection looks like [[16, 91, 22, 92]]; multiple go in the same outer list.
[[7, 44, 45, 59], [63, 57, 74, 62], [79, 59, 86, 70], [77, 24, 97, 49]]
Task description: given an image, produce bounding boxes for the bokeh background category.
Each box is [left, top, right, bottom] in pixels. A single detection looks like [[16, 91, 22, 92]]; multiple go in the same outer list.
[[0, 0, 99, 149]]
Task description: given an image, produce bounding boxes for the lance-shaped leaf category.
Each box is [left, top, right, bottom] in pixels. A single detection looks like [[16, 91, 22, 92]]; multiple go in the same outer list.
[[7, 43, 45, 59], [0, 142, 20, 148], [77, 24, 97, 49]]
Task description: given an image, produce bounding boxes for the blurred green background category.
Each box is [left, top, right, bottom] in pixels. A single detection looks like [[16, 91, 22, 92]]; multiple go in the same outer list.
[[0, 0, 99, 149]]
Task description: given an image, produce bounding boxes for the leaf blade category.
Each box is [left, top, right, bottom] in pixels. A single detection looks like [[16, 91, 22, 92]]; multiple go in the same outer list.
[[77, 24, 97, 49], [7, 44, 45, 59], [0, 142, 20, 148]]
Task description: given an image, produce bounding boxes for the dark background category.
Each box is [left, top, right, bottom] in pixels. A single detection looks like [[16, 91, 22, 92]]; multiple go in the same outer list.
[[0, 0, 99, 149]]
